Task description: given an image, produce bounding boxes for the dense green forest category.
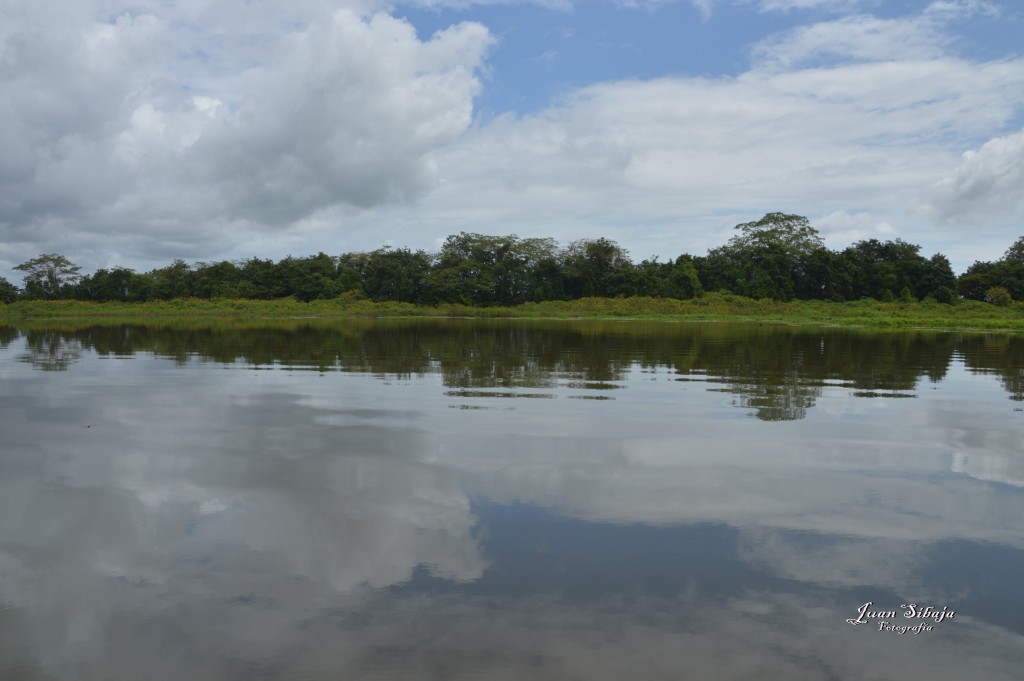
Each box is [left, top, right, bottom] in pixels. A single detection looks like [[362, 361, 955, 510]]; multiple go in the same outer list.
[[2, 213, 1022, 306]]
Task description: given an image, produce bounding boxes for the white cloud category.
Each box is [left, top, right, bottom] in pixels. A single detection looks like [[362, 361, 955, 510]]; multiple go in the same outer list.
[[753, 0, 998, 15], [814, 210, 897, 246], [194, 12, 491, 218], [750, 0, 1005, 70], [0, 2, 491, 265], [752, 14, 949, 68], [1, 0, 1023, 279], [689, 0, 715, 17], [923, 0, 1000, 20], [929, 129, 1024, 224], [398, 51, 1024, 262], [755, 0, 868, 12]]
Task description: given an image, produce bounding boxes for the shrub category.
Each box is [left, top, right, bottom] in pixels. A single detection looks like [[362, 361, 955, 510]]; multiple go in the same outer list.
[[985, 286, 1013, 307], [932, 286, 956, 305]]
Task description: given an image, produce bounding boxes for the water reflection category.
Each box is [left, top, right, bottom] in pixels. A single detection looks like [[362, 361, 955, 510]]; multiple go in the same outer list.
[[17, 330, 84, 371], [959, 334, 1024, 401], [1, 320, 1023, 679], [3, 319, 1022, 417]]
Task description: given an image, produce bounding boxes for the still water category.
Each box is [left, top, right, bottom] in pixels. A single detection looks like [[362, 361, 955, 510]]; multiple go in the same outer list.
[[1, 319, 1022, 680]]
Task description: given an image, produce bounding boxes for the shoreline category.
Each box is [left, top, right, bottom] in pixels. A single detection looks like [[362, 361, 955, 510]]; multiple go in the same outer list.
[[3, 295, 1023, 333]]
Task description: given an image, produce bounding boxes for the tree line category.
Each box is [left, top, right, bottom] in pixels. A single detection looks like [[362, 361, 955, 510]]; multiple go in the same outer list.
[[2, 213, 1022, 306]]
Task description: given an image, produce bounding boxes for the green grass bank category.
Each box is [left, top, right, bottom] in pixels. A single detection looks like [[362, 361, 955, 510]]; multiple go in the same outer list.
[[2, 293, 1024, 332]]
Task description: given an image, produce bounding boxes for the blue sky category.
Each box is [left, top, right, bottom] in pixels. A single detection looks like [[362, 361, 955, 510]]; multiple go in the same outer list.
[[402, 2, 762, 115], [408, 2, 952, 114], [1, 0, 1022, 281], [404, 0, 1022, 121]]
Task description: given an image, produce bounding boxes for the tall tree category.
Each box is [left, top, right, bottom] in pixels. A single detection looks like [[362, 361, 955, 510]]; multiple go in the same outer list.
[[78, 267, 135, 301], [276, 253, 340, 301], [632, 256, 702, 299], [836, 239, 928, 301], [957, 260, 999, 301], [192, 261, 242, 299], [0, 276, 18, 303], [705, 213, 826, 300], [956, 235, 1024, 302], [666, 256, 703, 300], [562, 238, 634, 299], [361, 247, 432, 303], [426, 233, 560, 306], [148, 259, 194, 300], [916, 253, 957, 301], [1004, 236, 1024, 262], [997, 236, 1024, 300], [237, 258, 283, 299], [336, 253, 368, 295], [731, 212, 825, 258], [14, 254, 82, 299]]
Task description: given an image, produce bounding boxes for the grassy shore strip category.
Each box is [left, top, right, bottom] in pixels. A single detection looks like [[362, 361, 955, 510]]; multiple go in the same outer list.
[[2, 294, 1024, 331]]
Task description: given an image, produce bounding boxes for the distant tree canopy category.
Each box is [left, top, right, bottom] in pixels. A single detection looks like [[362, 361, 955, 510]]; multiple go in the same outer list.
[[0, 276, 18, 304], [699, 213, 828, 301], [1005, 236, 1024, 263], [4, 215, 1020, 307], [418, 233, 557, 306], [831, 239, 954, 302], [13, 253, 82, 300], [958, 235, 1024, 302], [362, 248, 432, 303]]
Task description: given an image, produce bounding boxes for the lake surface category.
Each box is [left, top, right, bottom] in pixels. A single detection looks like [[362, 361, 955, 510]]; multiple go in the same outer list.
[[1, 319, 1023, 680]]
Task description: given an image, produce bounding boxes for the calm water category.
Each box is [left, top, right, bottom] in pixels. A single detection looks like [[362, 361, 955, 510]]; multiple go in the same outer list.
[[1, 319, 1023, 680]]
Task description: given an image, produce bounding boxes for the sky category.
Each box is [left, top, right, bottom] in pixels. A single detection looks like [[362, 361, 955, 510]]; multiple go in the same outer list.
[[1, 0, 1022, 283]]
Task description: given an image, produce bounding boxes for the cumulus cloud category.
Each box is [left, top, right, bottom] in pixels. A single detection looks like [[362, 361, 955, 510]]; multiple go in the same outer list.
[[0, 1, 491, 265], [929, 129, 1024, 223], [405, 49, 1024, 260], [1, 0, 1023, 278], [197, 13, 491, 217], [814, 210, 897, 246]]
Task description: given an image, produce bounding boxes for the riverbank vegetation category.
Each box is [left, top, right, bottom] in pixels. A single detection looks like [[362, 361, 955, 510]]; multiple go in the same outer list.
[[2, 214, 1023, 328], [3, 293, 1023, 332]]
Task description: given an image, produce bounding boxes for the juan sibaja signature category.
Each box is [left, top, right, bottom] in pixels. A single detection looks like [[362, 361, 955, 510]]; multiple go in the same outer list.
[[847, 602, 956, 634]]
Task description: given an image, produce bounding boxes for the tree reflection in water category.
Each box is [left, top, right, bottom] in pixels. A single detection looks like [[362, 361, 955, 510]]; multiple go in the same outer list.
[[2, 319, 1021, 418], [17, 330, 83, 371]]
